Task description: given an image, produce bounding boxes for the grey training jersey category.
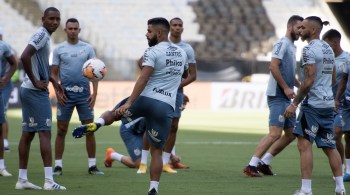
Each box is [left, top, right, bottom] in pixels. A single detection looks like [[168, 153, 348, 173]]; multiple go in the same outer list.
[[173, 40, 196, 68], [333, 51, 349, 100], [266, 37, 296, 98], [21, 27, 51, 90], [52, 40, 95, 95], [141, 41, 187, 109], [340, 52, 350, 108], [300, 39, 335, 108], [0, 40, 13, 77]]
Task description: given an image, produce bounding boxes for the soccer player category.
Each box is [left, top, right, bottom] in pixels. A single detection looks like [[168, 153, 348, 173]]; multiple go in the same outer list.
[[243, 15, 303, 177], [15, 7, 66, 190], [161, 17, 196, 173], [0, 27, 17, 152], [322, 29, 350, 181], [75, 17, 187, 195], [51, 18, 103, 176], [73, 97, 147, 169], [331, 29, 350, 181], [284, 16, 345, 195], [0, 27, 17, 177]]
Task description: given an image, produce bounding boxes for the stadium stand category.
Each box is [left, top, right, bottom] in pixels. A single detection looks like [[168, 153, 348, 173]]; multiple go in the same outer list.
[[1, 0, 349, 81]]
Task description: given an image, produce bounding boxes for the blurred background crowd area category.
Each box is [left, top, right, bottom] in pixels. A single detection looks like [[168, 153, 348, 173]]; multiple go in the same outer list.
[[0, 0, 349, 83]]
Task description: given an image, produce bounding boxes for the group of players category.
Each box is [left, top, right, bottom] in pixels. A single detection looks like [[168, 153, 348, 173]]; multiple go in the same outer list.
[[243, 15, 349, 195], [2, 6, 350, 195], [0, 6, 197, 195]]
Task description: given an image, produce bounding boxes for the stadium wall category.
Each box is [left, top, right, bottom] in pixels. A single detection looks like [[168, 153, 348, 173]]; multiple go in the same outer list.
[[8, 81, 269, 111]]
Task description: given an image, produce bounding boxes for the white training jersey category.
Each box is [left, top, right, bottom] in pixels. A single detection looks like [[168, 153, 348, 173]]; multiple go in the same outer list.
[[21, 27, 51, 90], [333, 51, 349, 100], [300, 39, 335, 108], [141, 41, 187, 109], [266, 36, 296, 98]]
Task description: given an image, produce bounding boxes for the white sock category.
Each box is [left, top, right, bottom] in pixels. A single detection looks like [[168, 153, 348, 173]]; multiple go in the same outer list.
[[301, 179, 312, 194], [149, 181, 159, 192], [44, 167, 53, 183], [171, 146, 176, 156], [0, 159, 4, 169], [335, 176, 345, 192], [3, 139, 8, 148], [248, 156, 260, 167], [88, 158, 96, 168], [55, 159, 62, 168], [346, 159, 350, 174], [141, 150, 149, 165], [95, 118, 105, 126], [18, 169, 28, 181], [261, 153, 274, 165], [111, 152, 124, 161], [162, 152, 171, 164]]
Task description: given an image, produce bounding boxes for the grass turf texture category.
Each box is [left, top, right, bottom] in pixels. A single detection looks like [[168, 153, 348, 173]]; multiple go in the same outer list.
[[0, 109, 347, 194]]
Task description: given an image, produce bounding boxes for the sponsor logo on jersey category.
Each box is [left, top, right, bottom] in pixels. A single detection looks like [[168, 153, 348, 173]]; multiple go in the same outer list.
[[66, 86, 84, 93], [153, 87, 172, 97], [274, 42, 282, 55], [166, 51, 182, 57], [33, 31, 46, 45], [166, 59, 182, 67], [323, 58, 334, 64]]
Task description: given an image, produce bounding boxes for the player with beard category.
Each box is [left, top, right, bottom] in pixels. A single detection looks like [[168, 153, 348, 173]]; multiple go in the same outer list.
[[284, 16, 345, 195], [323, 29, 350, 180], [243, 15, 303, 177], [73, 17, 187, 195]]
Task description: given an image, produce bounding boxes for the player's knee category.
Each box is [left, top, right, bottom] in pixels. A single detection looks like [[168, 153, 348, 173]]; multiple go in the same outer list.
[[268, 132, 282, 142], [56, 128, 68, 136]]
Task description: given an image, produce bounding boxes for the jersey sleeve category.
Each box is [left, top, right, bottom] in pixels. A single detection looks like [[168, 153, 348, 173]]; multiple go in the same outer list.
[[302, 46, 316, 65], [186, 45, 196, 64], [2, 43, 12, 58], [28, 30, 49, 51], [142, 48, 156, 68], [88, 45, 96, 59], [271, 40, 287, 60]]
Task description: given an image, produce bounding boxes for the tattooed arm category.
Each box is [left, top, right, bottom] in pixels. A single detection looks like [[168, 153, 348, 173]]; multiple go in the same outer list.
[[284, 64, 316, 118]]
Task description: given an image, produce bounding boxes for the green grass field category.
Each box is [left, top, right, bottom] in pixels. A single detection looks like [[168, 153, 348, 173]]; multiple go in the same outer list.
[[0, 109, 347, 195]]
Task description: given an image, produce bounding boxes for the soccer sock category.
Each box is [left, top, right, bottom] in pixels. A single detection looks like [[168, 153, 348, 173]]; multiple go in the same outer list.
[[301, 179, 312, 193], [95, 118, 105, 126], [111, 152, 124, 161], [261, 153, 274, 165], [19, 169, 28, 181], [334, 176, 345, 192], [171, 146, 176, 156], [163, 152, 171, 164], [149, 181, 159, 192], [4, 139, 8, 148], [55, 159, 63, 168], [88, 158, 96, 168], [0, 159, 4, 169], [346, 159, 350, 174], [141, 150, 149, 165], [44, 167, 53, 183], [248, 156, 260, 167]]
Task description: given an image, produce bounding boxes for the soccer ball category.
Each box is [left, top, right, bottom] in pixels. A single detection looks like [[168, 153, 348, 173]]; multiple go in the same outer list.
[[82, 58, 107, 81]]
